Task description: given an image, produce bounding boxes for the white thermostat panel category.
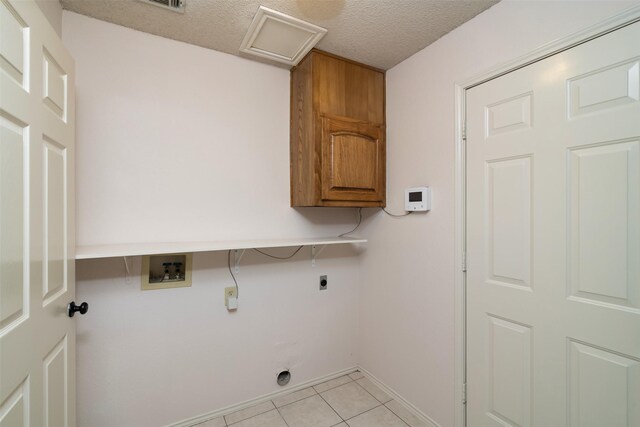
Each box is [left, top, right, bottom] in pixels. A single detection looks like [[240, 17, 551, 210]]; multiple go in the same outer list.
[[405, 187, 431, 211]]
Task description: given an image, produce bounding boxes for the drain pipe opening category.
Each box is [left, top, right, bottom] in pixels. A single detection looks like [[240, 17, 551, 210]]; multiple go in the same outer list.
[[277, 370, 291, 386]]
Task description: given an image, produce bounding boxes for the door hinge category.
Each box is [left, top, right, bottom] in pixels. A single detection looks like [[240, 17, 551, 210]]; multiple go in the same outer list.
[[462, 383, 467, 404], [461, 121, 467, 141], [462, 251, 467, 272]]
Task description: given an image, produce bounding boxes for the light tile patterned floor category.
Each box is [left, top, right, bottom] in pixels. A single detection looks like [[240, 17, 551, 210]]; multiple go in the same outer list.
[[194, 371, 429, 427]]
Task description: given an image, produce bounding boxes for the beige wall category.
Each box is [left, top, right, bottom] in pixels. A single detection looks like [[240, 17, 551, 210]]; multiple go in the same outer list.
[[35, 0, 62, 36], [358, 0, 639, 425], [64, 11, 361, 427]]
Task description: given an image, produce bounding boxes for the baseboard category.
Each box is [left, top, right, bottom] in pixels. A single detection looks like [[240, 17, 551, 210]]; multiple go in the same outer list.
[[357, 366, 441, 427], [166, 366, 358, 427]]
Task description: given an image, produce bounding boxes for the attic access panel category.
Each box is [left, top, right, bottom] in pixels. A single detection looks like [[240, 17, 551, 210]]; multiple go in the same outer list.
[[240, 6, 327, 66]]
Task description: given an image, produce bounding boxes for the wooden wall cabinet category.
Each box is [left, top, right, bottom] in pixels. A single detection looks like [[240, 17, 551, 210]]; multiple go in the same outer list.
[[290, 50, 386, 207]]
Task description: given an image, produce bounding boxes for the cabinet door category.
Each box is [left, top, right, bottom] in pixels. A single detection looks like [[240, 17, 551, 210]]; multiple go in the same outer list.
[[321, 116, 385, 203]]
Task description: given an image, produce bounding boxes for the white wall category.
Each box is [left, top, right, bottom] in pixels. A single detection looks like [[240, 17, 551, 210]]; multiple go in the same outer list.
[[64, 12, 361, 427], [35, 0, 61, 36], [358, 1, 639, 426], [75, 249, 359, 427], [64, 12, 357, 246]]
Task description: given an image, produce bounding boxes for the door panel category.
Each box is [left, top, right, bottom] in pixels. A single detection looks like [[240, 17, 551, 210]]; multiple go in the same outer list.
[[42, 49, 68, 121], [485, 92, 533, 138], [43, 136, 67, 305], [0, 1, 75, 426], [486, 316, 532, 427], [321, 116, 385, 202], [43, 336, 68, 427], [331, 133, 377, 190], [466, 20, 640, 426], [0, 378, 29, 427], [0, 113, 27, 331], [0, 0, 27, 88], [568, 340, 639, 427], [568, 139, 639, 310], [486, 156, 532, 289], [567, 58, 639, 118]]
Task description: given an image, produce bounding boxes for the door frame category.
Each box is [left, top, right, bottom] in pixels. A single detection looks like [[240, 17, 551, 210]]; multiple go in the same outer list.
[[452, 4, 640, 426]]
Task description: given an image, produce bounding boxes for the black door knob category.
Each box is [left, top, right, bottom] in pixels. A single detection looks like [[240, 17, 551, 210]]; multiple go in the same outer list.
[[68, 301, 88, 317]]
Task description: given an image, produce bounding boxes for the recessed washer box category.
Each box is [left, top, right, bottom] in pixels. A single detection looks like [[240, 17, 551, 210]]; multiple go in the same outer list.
[[141, 253, 192, 290]]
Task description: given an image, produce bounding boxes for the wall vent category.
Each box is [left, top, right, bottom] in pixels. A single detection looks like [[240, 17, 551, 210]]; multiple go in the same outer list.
[[138, 0, 185, 13]]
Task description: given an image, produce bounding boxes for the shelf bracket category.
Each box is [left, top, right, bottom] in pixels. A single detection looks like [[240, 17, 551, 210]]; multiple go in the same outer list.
[[311, 244, 326, 267], [123, 256, 131, 284], [234, 249, 246, 273]]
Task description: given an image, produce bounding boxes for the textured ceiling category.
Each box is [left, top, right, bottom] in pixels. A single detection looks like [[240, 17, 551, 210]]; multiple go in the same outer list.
[[61, 0, 499, 70]]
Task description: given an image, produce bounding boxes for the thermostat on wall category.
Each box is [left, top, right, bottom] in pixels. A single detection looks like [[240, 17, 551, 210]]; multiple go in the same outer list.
[[405, 187, 431, 211]]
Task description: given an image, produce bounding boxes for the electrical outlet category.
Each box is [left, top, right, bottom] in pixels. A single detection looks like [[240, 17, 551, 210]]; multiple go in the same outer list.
[[225, 287, 238, 307], [319, 275, 328, 291]]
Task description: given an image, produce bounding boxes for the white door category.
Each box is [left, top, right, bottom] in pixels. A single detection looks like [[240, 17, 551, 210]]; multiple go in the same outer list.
[[466, 21, 640, 426], [0, 0, 76, 426]]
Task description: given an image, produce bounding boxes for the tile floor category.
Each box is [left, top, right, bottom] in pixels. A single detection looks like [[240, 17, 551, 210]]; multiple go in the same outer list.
[[194, 371, 429, 427]]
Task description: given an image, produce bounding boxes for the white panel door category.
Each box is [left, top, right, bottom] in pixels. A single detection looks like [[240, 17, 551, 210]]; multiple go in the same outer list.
[[0, 1, 76, 426], [466, 21, 640, 426]]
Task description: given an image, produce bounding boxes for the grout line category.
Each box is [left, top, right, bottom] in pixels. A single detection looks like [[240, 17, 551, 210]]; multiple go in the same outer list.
[[317, 378, 387, 422], [384, 402, 412, 427], [356, 378, 394, 405], [224, 403, 275, 426], [272, 387, 318, 409], [276, 392, 315, 410], [274, 406, 291, 427], [227, 408, 277, 427], [342, 403, 382, 422], [316, 387, 345, 423], [313, 375, 355, 394], [193, 416, 228, 427], [352, 378, 387, 405]]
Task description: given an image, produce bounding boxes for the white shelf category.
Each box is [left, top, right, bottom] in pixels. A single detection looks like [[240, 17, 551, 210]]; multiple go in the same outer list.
[[75, 236, 367, 260]]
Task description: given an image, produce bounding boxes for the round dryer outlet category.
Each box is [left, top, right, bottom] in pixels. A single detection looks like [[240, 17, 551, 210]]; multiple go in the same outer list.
[[277, 370, 291, 386]]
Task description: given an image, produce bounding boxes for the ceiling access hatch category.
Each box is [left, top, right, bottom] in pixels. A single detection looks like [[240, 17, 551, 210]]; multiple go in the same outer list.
[[240, 6, 327, 67]]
